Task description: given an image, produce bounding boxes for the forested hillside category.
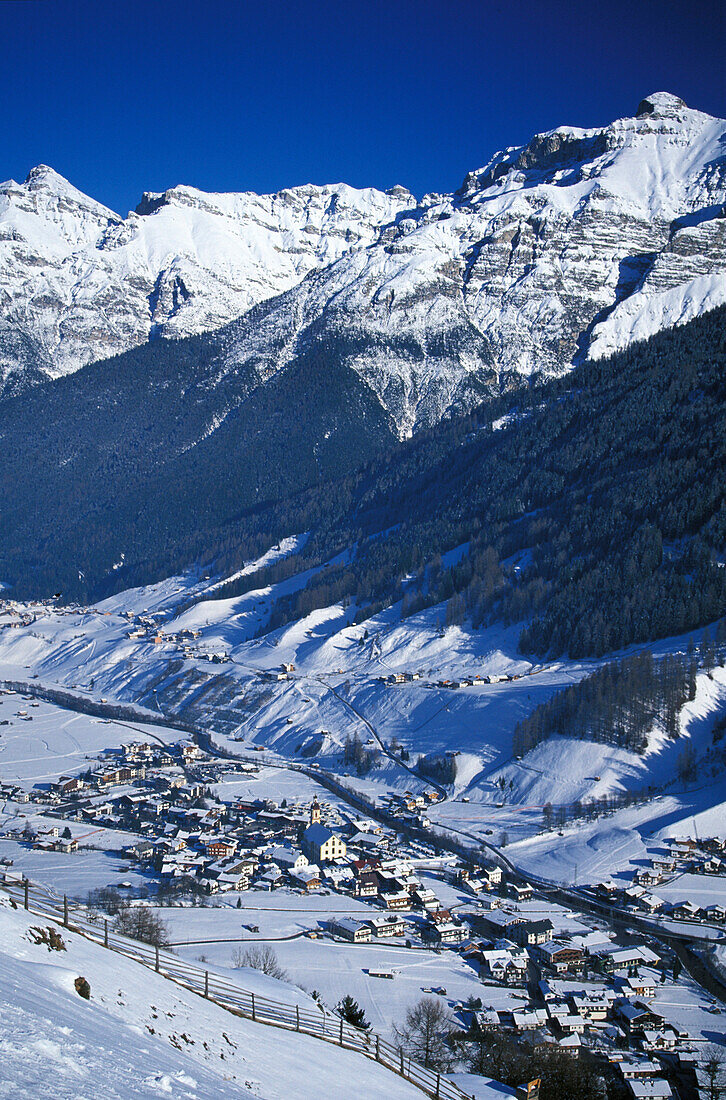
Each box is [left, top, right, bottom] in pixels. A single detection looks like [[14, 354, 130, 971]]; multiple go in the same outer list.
[[512, 637, 726, 758], [222, 306, 726, 659], [2, 308, 724, 663]]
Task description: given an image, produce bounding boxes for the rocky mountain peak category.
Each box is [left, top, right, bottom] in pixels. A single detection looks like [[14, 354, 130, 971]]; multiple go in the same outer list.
[[135, 191, 170, 216], [636, 91, 689, 119], [24, 164, 71, 189]]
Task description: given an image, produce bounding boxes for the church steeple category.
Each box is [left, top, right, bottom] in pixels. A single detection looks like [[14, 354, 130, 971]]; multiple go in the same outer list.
[[310, 798, 321, 825]]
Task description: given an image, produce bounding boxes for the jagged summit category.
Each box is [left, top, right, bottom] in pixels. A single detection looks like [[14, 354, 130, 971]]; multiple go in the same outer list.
[[1, 93, 724, 415], [19, 164, 119, 217], [636, 91, 689, 118], [24, 163, 68, 187]]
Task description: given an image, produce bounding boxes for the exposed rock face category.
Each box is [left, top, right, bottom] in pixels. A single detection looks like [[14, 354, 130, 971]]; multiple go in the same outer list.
[[1, 94, 725, 434]]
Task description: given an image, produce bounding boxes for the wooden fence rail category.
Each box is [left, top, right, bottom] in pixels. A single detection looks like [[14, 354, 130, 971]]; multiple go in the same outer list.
[[1, 875, 470, 1100]]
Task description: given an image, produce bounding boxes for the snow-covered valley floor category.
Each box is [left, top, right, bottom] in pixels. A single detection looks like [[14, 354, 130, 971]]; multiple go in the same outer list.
[[1, 543, 725, 889]]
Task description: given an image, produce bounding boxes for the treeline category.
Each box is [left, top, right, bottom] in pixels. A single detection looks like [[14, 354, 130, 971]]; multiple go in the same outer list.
[[512, 632, 726, 758]]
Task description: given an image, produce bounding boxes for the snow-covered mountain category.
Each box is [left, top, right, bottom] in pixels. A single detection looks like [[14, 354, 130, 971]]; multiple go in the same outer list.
[[0, 167, 414, 392], [1, 92, 725, 432]]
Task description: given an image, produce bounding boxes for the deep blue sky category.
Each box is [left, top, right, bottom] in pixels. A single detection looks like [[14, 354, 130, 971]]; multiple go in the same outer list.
[[3, 0, 724, 214]]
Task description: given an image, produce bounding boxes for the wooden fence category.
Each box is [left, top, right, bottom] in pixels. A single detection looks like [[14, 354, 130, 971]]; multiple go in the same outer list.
[[1, 875, 472, 1100]]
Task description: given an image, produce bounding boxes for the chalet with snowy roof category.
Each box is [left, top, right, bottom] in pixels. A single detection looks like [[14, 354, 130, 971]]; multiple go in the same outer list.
[[614, 1000, 664, 1035], [622, 975, 656, 999], [353, 869, 380, 897], [634, 868, 662, 887], [260, 866, 284, 887], [380, 890, 410, 911], [640, 1027, 681, 1052], [570, 994, 611, 1021], [508, 882, 534, 902], [480, 943, 529, 985], [205, 838, 236, 860], [637, 893, 666, 913], [626, 1080, 672, 1099], [537, 940, 584, 974], [291, 865, 322, 891], [591, 944, 660, 973], [424, 920, 465, 945], [664, 899, 700, 920], [512, 918, 553, 947], [55, 774, 84, 794], [616, 1058, 660, 1080], [324, 865, 353, 890], [269, 845, 308, 871], [128, 839, 156, 860], [330, 918, 372, 943], [413, 886, 439, 909], [367, 914, 407, 938], [512, 1008, 548, 1031], [553, 1013, 587, 1035], [475, 1009, 500, 1030], [477, 908, 525, 937]]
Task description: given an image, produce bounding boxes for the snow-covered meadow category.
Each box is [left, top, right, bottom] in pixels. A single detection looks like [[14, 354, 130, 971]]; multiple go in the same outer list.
[[0, 896, 442, 1100]]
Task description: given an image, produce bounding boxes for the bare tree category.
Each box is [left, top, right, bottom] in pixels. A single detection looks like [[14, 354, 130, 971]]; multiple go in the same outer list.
[[703, 1055, 726, 1100], [233, 944, 287, 981], [115, 905, 169, 947], [393, 996, 455, 1070]]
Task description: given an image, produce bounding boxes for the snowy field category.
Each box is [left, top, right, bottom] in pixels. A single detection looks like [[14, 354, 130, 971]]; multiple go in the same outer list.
[[0, 837, 153, 898], [0, 693, 180, 790], [148, 891, 599, 1040], [166, 908, 517, 1039]]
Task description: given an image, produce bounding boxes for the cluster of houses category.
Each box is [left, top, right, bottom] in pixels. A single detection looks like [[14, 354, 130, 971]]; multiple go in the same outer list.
[[28, 756, 468, 929], [465, 928, 696, 1098], [382, 787, 442, 824], [0, 604, 37, 630], [382, 671, 421, 685], [49, 739, 205, 800], [380, 670, 524, 690], [591, 835, 726, 924], [124, 614, 231, 663]]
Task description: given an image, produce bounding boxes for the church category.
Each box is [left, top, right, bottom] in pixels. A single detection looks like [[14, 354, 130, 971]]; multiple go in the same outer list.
[[302, 798, 347, 864]]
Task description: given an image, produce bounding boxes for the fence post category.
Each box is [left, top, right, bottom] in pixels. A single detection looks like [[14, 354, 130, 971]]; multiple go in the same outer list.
[[296, 1005, 300, 1032], [24, 879, 29, 910], [339, 1016, 343, 1045], [376, 1035, 380, 1061], [155, 944, 159, 972], [436, 1072, 440, 1098], [399, 1050, 404, 1076], [104, 919, 108, 948], [63, 895, 69, 928], [204, 971, 209, 998], [251, 992, 255, 1021]]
